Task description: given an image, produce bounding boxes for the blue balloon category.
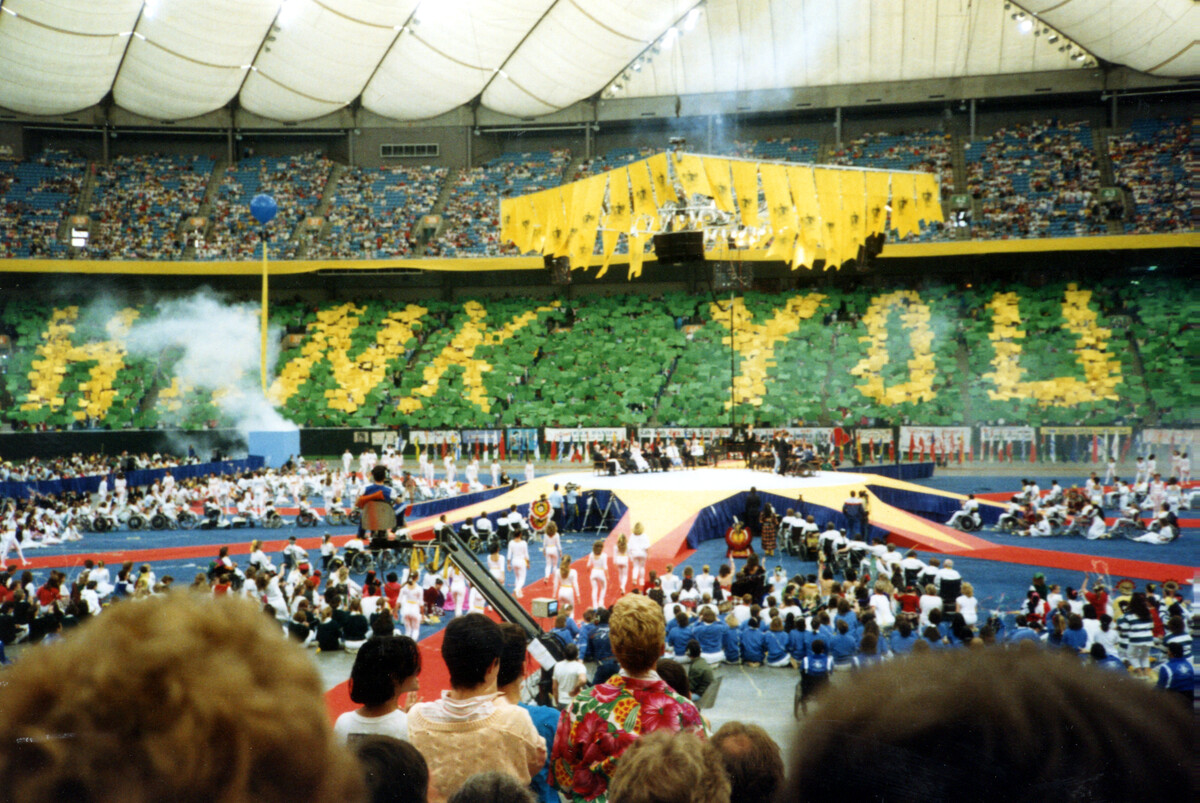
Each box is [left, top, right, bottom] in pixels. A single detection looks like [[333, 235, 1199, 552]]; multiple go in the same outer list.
[[250, 194, 278, 225]]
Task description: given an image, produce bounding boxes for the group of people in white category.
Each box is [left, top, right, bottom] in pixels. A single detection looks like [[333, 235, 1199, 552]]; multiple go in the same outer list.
[[950, 458, 1190, 543]]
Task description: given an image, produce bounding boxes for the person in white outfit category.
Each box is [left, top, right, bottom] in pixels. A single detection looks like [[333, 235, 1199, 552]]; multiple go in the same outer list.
[[490, 460, 501, 487], [955, 582, 980, 627], [447, 564, 469, 616], [0, 522, 30, 566], [628, 522, 650, 588], [1179, 451, 1190, 484], [587, 540, 609, 608], [542, 522, 561, 580], [613, 533, 630, 593], [553, 555, 579, 619], [444, 454, 456, 485], [398, 575, 424, 641], [486, 544, 507, 585], [524, 462, 536, 482], [506, 529, 530, 599], [342, 449, 354, 477], [946, 495, 981, 529]]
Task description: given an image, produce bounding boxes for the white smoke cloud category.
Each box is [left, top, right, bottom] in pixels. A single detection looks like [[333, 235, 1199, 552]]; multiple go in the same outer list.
[[123, 289, 297, 434]]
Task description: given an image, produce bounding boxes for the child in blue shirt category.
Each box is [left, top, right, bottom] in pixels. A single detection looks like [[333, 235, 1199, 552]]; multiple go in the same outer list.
[[798, 639, 833, 716], [765, 618, 792, 667], [741, 618, 767, 665], [722, 614, 742, 664]]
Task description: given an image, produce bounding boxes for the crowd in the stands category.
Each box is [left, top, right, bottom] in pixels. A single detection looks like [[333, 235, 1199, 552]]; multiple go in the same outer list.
[[312, 165, 447, 260], [88, 154, 213, 260], [966, 119, 1108, 239], [1107, 117, 1191, 234], [0, 118, 1191, 263], [206, 151, 332, 260], [427, 149, 572, 258], [0, 149, 85, 258]]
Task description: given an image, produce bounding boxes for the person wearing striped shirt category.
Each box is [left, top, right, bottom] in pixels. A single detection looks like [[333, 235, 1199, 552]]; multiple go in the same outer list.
[[1117, 593, 1156, 679]]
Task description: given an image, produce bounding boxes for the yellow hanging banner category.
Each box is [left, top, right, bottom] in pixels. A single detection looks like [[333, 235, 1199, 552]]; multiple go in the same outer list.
[[813, 168, 845, 268], [542, 187, 571, 258], [890, 172, 919, 239], [672, 152, 712, 200], [606, 168, 633, 233], [840, 169, 866, 263], [787, 165, 821, 260], [628, 231, 653, 279], [703, 158, 736, 213], [730, 160, 761, 228], [645, 153, 673, 208], [915, 172, 944, 224], [597, 230, 621, 278], [568, 175, 608, 270], [865, 171, 891, 237], [759, 163, 797, 262], [628, 161, 659, 233]]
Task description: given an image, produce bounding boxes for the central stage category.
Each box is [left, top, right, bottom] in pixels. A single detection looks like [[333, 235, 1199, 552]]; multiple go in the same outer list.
[[557, 467, 869, 492]]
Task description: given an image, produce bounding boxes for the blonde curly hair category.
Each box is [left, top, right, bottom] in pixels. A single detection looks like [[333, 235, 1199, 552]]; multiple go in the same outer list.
[[0, 593, 364, 802], [610, 593, 666, 674]]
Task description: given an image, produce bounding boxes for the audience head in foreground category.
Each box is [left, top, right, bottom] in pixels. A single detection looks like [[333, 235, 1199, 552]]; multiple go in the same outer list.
[[781, 647, 1190, 803], [0, 593, 364, 803], [709, 722, 784, 803], [353, 735, 430, 803], [407, 614, 544, 803], [446, 771, 537, 803], [607, 731, 730, 803]]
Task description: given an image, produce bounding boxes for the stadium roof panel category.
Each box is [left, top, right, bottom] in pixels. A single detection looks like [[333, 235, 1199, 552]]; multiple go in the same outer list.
[[0, 0, 1193, 123]]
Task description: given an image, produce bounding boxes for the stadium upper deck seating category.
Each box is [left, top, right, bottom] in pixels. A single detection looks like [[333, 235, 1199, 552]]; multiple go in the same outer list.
[[0, 150, 85, 258], [206, 152, 332, 260], [1107, 117, 1191, 234], [427, 150, 571, 257], [89, 154, 213, 260], [310, 164, 447, 259], [966, 120, 1107, 239]]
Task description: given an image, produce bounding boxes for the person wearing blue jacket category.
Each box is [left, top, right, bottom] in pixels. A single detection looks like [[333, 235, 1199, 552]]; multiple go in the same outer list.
[[798, 639, 834, 716], [575, 610, 597, 659], [741, 618, 767, 665], [833, 598, 860, 640], [666, 611, 694, 659], [692, 609, 728, 664], [765, 618, 791, 666], [828, 619, 860, 668], [587, 609, 613, 663], [889, 620, 919, 655], [787, 616, 812, 663], [814, 610, 837, 646], [722, 613, 742, 664]]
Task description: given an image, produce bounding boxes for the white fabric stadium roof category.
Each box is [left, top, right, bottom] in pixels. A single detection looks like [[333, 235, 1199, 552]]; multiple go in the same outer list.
[[0, 0, 1194, 122]]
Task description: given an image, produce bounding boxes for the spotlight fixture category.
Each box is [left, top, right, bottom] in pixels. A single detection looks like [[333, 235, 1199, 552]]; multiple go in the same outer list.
[[1047, 33, 1059, 43], [1019, 19, 1033, 33]]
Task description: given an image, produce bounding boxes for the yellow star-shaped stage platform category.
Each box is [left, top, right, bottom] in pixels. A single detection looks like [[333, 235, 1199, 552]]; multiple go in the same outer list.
[[405, 468, 1192, 584], [411, 468, 986, 552]]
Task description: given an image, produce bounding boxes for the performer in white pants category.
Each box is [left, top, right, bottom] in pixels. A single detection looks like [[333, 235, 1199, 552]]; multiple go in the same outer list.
[[542, 522, 561, 580], [628, 522, 650, 589], [398, 576, 424, 641], [553, 556, 579, 620], [506, 529, 530, 599], [613, 533, 630, 593], [486, 545, 506, 585], [587, 541, 609, 608], [0, 523, 29, 566], [447, 564, 469, 616]]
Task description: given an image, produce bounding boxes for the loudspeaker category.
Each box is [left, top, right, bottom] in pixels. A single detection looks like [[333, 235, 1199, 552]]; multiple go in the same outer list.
[[545, 255, 571, 285], [652, 231, 704, 265]]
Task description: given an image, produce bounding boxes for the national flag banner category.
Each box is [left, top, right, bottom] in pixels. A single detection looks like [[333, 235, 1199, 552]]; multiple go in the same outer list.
[[856, 434, 863, 465], [1006, 442, 1013, 462], [1029, 436, 1037, 463], [908, 433, 915, 461], [887, 441, 895, 463], [550, 440, 557, 461], [1092, 434, 1099, 463], [901, 427, 971, 463]]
